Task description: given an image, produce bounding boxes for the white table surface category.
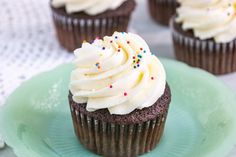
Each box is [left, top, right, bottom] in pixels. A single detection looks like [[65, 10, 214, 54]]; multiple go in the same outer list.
[[0, 0, 236, 156]]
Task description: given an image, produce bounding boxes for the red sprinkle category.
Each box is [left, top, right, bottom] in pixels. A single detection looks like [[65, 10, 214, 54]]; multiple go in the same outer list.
[[124, 92, 128, 96], [109, 85, 113, 88], [151, 77, 154, 80], [118, 49, 121, 52], [127, 41, 130, 44], [140, 48, 143, 51], [132, 56, 136, 59], [98, 66, 101, 69], [110, 40, 113, 43]]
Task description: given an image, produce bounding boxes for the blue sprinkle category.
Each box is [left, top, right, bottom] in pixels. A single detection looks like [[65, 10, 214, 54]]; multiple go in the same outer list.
[[137, 64, 140, 67], [115, 36, 118, 39], [138, 54, 142, 58], [102, 47, 105, 50], [143, 50, 146, 53]]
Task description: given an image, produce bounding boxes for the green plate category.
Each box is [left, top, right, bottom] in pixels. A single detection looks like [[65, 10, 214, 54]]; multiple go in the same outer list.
[[1, 59, 236, 157]]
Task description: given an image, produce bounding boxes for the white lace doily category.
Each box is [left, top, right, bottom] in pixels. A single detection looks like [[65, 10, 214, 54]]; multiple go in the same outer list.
[[0, 0, 74, 106]]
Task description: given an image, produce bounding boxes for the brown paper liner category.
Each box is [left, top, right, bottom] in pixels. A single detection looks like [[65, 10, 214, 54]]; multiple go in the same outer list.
[[170, 17, 236, 75], [70, 104, 167, 157], [148, 0, 178, 26], [51, 1, 135, 52]]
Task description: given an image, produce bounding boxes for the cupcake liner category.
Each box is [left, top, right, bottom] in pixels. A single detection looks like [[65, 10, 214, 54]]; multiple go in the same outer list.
[[51, 6, 133, 52], [70, 104, 168, 157], [170, 18, 236, 75], [148, 0, 177, 26]]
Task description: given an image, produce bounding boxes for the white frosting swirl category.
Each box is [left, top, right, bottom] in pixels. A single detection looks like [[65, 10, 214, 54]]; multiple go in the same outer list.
[[52, 0, 127, 15], [69, 32, 166, 115], [176, 0, 236, 43]]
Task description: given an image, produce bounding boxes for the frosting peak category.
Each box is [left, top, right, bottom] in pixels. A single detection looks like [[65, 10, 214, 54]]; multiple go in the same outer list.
[[52, 0, 127, 15], [70, 32, 166, 115], [176, 0, 236, 43]]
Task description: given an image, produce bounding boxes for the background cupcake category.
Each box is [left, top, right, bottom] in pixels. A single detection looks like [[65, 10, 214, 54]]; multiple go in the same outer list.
[[69, 32, 171, 157], [148, 0, 178, 26], [50, 0, 136, 52], [171, 0, 236, 75]]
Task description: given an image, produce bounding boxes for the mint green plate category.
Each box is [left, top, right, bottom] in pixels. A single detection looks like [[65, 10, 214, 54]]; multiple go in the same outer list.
[[1, 59, 236, 157]]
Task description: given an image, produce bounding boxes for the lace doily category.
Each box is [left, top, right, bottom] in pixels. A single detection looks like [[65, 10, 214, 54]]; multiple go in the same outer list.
[[0, 0, 74, 106]]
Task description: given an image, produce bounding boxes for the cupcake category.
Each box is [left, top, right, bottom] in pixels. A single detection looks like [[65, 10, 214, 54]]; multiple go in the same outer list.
[[148, 0, 178, 26], [50, 0, 136, 52], [171, 0, 236, 75], [68, 32, 171, 157]]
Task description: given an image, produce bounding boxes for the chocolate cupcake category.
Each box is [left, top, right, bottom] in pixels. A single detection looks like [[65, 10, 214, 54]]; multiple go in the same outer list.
[[68, 32, 171, 157], [50, 0, 136, 52], [171, 0, 236, 75], [148, 0, 178, 26]]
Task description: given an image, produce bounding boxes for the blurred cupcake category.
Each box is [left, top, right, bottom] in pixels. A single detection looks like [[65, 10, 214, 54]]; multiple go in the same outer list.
[[171, 0, 236, 75], [69, 32, 171, 156], [148, 0, 178, 26], [50, 0, 136, 52]]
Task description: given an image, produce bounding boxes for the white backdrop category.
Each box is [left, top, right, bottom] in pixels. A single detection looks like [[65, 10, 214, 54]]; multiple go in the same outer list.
[[0, 0, 236, 156]]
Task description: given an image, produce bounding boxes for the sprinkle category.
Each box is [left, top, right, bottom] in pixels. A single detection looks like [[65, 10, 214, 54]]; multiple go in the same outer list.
[[115, 36, 118, 39], [95, 62, 101, 69], [132, 56, 136, 59], [127, 41, 130, 44], [140, 48, 143, 51], [118, 49, 121, 52], [151, 77, 154, 80], [124, 92, 128, 96], [109, 85, 113, 88], [102, 47, 105, 50], [138, 54, 142, 58], [134, 66, 137, 69], [143, 50, 146, 53], [110, 40, 113, 43], [227, 12, 231, 16], [133, 60, 135, 63], [137, 64, 140, 67], [138, 59, 140, 62], [118, 45, 121, 48]]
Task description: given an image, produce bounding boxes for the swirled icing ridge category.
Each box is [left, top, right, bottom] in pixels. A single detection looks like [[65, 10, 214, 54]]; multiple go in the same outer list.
[[52, 0, 127, 15], [176, 0, 236, 43], [70, 32, 166, 115]]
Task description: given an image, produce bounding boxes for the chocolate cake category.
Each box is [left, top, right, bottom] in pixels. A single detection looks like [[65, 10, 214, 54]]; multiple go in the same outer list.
[[68, 84, 171, 157], [50, 0, 136, 52], [171, 17, 236, 75], [148, 0, 178, 26]]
